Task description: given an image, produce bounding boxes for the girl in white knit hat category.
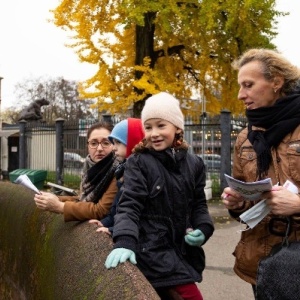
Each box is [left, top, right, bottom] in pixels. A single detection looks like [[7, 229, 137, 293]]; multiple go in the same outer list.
[[105, 92, 214, 300]]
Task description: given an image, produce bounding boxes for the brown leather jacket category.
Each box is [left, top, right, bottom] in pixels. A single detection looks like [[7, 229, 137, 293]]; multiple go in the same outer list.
[[58, 177, 118, 222], [229, 125, 300, 284]]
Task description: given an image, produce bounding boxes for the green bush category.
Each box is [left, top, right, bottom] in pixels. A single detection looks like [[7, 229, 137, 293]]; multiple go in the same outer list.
[[210, 173, 221, 198]]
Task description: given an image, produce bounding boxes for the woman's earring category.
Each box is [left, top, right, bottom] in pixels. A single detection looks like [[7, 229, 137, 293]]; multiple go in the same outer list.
[[274, 88, 277, 93]]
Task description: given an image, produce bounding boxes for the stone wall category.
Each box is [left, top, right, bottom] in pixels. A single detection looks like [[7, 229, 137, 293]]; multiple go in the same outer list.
[[0, 182, 160, 300]]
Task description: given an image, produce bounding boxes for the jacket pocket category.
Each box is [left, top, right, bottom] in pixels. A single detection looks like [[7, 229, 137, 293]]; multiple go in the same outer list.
[[238, 147, 257, 181], [185, 245, 205, 275], [287, 142, 300, 182], [233, 222, 279, 279], [137, 238, 177, 279], [233, 239, 259, 278]]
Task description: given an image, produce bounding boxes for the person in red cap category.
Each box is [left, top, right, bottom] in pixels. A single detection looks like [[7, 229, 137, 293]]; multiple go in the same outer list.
[[89, 118, 144, 235]]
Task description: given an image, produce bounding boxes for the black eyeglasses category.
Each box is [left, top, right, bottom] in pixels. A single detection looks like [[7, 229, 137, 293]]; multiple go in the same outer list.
[[87, 140, 112, 149]]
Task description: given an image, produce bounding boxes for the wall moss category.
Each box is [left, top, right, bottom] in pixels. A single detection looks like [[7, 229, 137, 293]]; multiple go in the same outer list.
[[0, 182, 160, 300]]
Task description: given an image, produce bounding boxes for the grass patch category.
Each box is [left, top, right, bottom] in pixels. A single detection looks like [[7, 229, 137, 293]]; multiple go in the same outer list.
[[46, 171, 81, 190]]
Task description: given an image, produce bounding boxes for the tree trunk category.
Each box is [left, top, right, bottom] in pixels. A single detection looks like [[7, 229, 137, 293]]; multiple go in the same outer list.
[[133, 12, 156, 118]]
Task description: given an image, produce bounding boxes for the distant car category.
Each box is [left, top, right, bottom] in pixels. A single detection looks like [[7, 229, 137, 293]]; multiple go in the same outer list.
[[197, 153, 233, 172], [64, 152, 85, 169], [198, 154, 221, 171]]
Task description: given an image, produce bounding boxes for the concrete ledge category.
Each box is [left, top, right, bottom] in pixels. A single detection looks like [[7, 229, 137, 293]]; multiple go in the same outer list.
[[0, 182, 159, 300]]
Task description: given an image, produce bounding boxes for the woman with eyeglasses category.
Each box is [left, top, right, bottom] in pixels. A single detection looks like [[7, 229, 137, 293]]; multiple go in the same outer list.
[[34, 121, 118, 222]]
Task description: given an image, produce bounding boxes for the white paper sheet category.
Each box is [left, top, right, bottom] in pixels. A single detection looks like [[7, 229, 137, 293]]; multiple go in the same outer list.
[[225, 174, 273, 201], [14, 174, 41, 194]]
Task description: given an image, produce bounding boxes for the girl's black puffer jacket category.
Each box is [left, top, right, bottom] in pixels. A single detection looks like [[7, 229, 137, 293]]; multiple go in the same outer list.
[[113, 148, 214, 288]]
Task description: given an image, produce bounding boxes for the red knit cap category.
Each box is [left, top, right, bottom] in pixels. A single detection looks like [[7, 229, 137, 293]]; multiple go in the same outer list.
[[126, 118, 144, 157]]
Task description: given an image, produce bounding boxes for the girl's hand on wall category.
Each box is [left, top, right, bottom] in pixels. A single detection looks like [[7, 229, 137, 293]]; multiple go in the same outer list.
[[89, 219, 111, 235], [96, 226, 111, 236], [105, 248, 137, 269], [89, 219, 103, 227]]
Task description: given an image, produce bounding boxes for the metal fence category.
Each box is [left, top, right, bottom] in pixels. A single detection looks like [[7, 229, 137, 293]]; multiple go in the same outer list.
[[17, 113, 247, 194]]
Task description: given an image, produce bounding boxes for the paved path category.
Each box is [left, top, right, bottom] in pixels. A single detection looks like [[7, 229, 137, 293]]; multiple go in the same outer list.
[[197, 202, 253, 300]]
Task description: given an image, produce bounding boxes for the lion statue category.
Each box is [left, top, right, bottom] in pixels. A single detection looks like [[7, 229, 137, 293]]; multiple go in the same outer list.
[[18, 98, 50, 122]]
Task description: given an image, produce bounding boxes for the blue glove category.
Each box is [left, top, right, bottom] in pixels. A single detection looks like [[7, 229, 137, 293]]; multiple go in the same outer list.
[[184, 229, 205, 247], [105, 248, 137, 269]]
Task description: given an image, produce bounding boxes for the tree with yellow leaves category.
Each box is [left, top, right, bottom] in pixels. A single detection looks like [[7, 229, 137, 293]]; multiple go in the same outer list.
[[52, 0, 284, 117]]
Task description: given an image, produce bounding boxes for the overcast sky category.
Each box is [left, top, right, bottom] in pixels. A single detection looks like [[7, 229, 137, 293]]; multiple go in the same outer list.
[[0, 0, 299, 109]]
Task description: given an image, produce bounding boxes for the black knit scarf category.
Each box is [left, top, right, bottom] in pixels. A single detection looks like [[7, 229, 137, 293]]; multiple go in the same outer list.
[[246, 93, 300, 179], [80, 152, 118, 203]]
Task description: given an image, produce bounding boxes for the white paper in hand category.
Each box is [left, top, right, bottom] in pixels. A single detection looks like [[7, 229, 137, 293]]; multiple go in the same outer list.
[[240, 180, 298, 229], [282, 180, 298, 194], [225, 174, 273, 201], [14, 174, 41, 194]]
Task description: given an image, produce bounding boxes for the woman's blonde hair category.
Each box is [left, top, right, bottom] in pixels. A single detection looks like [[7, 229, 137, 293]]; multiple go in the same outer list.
[[232, 48, 300, 95]]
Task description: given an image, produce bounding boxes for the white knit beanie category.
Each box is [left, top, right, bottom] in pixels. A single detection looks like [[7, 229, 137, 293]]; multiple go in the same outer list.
[[141, 92, 184, 130]]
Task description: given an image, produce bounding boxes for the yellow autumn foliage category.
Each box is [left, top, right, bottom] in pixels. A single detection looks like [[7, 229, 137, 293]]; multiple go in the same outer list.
[[51, 0, 285, 117]]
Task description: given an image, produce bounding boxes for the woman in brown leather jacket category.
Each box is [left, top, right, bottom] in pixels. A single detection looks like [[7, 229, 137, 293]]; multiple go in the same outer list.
[[34, 121, 118, 222], [221, 49, 300, 294]]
